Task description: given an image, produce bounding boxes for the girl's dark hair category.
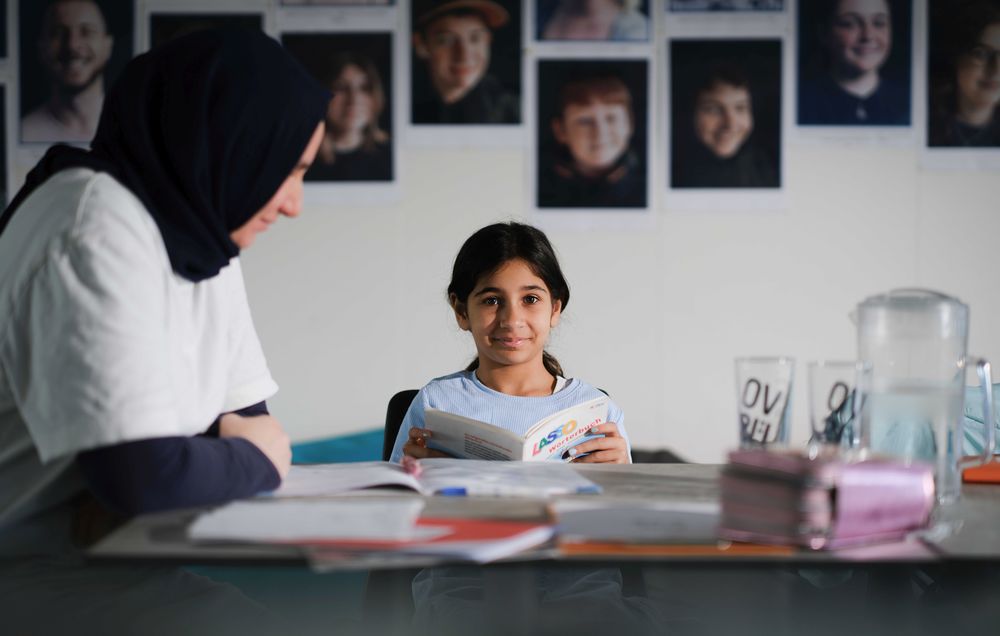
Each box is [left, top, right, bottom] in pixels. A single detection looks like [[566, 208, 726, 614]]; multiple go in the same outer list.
[[448, 222, 570, 378]]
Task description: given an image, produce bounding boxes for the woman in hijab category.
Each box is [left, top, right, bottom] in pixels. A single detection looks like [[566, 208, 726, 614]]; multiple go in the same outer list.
[[0, 28, 328, 556]]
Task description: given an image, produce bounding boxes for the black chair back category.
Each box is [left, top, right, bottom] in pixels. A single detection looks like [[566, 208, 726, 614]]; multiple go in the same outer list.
[[383, 389, 419, 461]]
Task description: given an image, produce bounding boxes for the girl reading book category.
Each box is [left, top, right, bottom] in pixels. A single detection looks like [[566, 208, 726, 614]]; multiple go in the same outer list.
[[390, 221, 631, 464]]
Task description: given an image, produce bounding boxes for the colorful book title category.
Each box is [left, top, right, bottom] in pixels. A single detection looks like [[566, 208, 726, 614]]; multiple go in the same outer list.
[[531, 416, 603, 458]]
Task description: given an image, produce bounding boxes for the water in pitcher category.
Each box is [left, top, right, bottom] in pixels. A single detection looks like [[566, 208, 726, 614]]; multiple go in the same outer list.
[[866, 380, 965, 502]]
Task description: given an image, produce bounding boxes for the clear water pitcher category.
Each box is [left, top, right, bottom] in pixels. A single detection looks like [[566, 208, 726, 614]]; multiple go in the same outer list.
[[854, 289, 995, 502]]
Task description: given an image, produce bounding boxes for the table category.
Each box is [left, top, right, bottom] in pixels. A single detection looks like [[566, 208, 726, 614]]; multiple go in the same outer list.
[[87, 463, 1000, 564], [14, 464, 1000, 635]]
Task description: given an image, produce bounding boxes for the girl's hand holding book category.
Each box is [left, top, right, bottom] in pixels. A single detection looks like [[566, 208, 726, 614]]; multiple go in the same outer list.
[[566, 423, 630, 464], [403, 427, 451, 459]]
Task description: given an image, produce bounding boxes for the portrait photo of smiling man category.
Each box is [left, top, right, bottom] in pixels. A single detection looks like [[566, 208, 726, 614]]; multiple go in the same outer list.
[[670, 39, 781, 189], [410, 0, 521, 125], [19, 0, 133, 144]]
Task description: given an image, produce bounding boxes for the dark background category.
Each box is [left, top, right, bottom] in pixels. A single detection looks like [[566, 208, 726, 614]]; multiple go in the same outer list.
[[0, 0, 7, 58], [0, 85, 7, 204], [670, 0, 785, 11], [150, 13, 263, 50]]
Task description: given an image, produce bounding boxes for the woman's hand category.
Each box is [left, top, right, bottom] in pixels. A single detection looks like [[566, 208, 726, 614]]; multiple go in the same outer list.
[[402, 427, 450, 459], [567, 423, 630, 464], [219, 413, 292, 478]]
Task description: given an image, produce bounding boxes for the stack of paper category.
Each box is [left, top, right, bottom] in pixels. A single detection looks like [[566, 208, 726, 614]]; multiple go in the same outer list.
[[307, 517, 555, 567], [548, 499, 789, 557], [187, 496, 554, 567]]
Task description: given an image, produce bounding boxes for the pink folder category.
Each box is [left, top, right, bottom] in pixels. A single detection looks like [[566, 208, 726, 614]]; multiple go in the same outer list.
[[718, 448, 935, 550]]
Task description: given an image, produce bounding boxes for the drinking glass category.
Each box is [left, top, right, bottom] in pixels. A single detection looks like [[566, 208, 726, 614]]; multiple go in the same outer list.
[[734, 357, 794, 447], [807, 360, 871, 452]]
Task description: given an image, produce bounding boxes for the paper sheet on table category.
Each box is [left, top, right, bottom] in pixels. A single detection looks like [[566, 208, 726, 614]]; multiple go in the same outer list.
[[188, 499, 429, 543], [551, 499, 720, 543], [416, 458, 601, 496], [269, 462, 421, 498]]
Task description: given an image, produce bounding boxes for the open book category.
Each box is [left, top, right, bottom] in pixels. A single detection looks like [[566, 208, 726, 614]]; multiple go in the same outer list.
[[271, 458, 601, 498], [425, 396, 610, 461]]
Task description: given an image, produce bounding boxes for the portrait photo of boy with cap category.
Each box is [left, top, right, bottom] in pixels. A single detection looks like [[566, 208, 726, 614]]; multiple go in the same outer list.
[[410, 0, 521, 125]]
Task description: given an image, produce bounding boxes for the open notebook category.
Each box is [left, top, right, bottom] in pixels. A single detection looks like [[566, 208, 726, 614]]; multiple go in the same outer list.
[[271, 458, 601, 498]]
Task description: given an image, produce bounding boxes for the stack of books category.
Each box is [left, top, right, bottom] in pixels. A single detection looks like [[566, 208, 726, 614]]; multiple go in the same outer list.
[[718, 447, 935, 550]]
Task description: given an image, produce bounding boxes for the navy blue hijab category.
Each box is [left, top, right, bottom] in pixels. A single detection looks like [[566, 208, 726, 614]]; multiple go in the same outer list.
[[1, 29, 329, 282]]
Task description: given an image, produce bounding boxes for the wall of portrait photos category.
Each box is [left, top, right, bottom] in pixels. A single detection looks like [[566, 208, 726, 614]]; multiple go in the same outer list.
[[2, 0, 999, 462]]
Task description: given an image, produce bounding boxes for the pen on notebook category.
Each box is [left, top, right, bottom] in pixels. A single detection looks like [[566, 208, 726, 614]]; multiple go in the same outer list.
[[401, 455, 423, 478]]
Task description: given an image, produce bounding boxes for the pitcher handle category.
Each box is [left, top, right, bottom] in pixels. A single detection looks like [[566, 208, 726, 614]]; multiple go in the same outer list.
[[971, 357, 996, 465]]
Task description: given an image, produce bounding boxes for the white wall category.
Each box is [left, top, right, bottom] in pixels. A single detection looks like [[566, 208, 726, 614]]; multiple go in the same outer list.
[[6, 1, 997, 463], [240, 142, 1000, 463]]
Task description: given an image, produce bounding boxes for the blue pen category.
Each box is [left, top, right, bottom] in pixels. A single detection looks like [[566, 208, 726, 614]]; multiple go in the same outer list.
[[436, 487, 467, 496]]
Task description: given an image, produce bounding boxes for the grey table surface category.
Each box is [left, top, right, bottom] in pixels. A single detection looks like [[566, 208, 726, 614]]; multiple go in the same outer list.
[[87, 463, 1000, 565]]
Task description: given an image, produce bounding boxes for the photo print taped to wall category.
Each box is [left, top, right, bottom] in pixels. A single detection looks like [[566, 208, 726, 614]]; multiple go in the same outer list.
[[19, 0, 135, 145], [796, 0, 913, 128], [920, 0, 1000, 171], [670, 39, 782, 190], [535, 0, 651, 43], [535, 58, 649, 211], [926, 0, 1000, 150], [283, 31, 395, 184], [409, 0, 522, 128]]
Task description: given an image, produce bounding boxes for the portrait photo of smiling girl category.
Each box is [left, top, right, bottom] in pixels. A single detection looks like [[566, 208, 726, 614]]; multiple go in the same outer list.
[[670, 39, 782, 189], [797, 0, 912, 126]]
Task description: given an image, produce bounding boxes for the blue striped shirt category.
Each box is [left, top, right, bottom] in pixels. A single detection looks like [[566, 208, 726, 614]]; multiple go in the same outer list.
[[389, 370, 629, 463]]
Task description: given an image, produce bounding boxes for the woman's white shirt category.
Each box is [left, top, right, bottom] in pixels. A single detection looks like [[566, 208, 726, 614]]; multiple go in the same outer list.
[[0, 168, 277, 530]]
